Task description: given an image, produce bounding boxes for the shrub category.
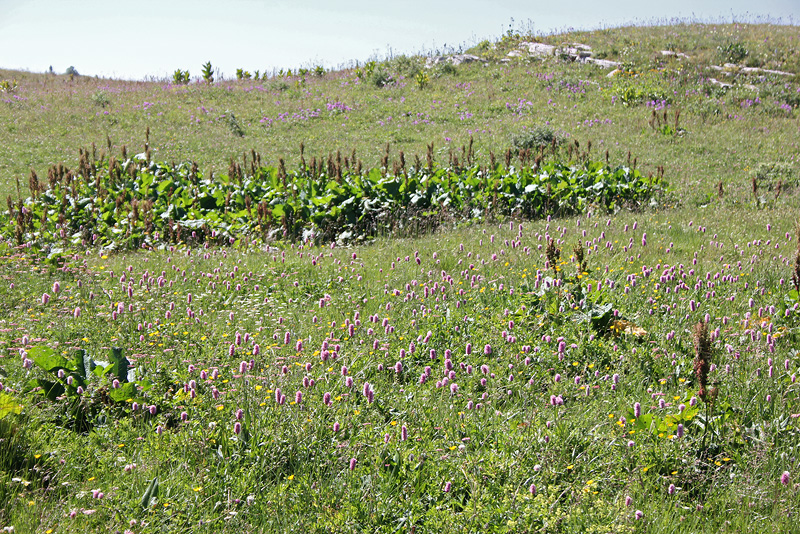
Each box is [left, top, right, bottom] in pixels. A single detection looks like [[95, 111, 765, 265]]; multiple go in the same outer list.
[[718, 42, 748, 63], [436, 62, 458, 76], [91, 91, 110, 108], [392, 55, 422, 77], [226, 111, 245, 137], [65, 66, 79, 76], [371, 67, 393, 88], [0, 79, 18, 93], [355, 61, 376, 81], [172, 69, 190, 85], [415, 70, 430, 90], [511, 125, 563, 152], [753, 162, 797, 188]]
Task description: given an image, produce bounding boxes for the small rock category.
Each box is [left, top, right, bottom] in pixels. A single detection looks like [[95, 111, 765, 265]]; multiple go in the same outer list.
[[584, 57, 620, 68], [661, 50, 690, 59], [740, 66, 794, 76], [519, 42, 558, 57], [707, 78, 732, 88], [427, 54, 485, 67]]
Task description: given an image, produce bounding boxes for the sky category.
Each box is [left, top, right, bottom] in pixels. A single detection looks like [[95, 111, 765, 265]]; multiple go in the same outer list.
[[0, 0, 798, 81]]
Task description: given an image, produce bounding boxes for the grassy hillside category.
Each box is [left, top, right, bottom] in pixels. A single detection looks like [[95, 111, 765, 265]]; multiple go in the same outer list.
[[1, 22, 800, 534], [1, 22, 798, 207]]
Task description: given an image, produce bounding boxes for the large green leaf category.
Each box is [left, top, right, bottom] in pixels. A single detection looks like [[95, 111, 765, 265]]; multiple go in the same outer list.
[[27, 378, 65, 402], [110, 347, 130, 383], [108, 382, 138, 402], [140, 477, 159, 510], [29, 346, 75, 373], [0, 392, 22, 419]]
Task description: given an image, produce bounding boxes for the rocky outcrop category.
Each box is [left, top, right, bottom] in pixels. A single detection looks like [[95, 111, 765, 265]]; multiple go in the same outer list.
[[710, 63, 793, 77], [426, 54, 486, 67], [507, 41, 619, 68]]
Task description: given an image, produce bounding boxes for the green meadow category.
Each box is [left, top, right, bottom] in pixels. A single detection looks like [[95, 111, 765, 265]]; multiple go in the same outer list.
[[1, 21, 800, 533]]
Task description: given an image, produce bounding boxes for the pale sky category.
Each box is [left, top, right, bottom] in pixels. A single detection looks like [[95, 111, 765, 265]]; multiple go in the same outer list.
[[0, 0, 797, 80]]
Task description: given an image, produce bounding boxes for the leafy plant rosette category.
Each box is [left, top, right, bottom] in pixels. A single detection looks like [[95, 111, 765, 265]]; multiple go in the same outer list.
[[23, 345, 151, 431]]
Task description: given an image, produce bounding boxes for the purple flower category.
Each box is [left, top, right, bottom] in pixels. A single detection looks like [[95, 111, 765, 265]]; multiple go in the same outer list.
[[349, 457, 357, 470], [484, 344, 492, 355], [782, 471, 790, 486], [443, 481, 452, 493], [633, 402, 641, 418]]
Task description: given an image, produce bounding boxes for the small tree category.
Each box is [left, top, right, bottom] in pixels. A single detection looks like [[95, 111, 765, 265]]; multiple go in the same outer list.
[[201, 62, 214, 84], [65, 66, 79, 76]]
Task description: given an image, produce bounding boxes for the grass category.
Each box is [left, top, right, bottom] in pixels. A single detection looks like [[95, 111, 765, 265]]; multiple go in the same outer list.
[[1, 22, 798, 204], [0, 20, 800, 533]]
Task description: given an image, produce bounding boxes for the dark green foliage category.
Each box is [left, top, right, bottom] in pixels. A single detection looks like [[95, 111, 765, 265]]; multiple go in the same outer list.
[[511, 125, 562, 152], [24, 345, 148, 432], [0, 154, 665, 248], [226, 111, 245, 137]]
